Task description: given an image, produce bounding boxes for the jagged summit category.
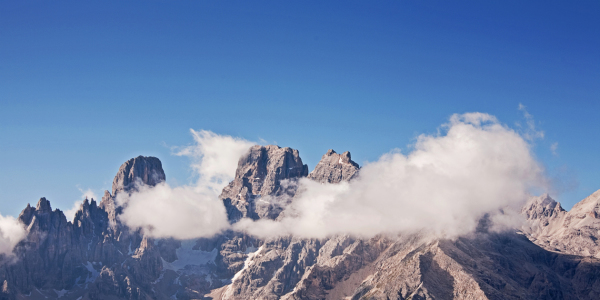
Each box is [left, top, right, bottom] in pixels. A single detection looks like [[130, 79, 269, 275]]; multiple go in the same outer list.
[[100, 155, 166, 230], [522, 190, 600, 259], [521, 193, 565, 220], [35, 197, 52, 213], [111, 155, 165, 196], [221, 145, 308, 221], [308, 149, 360, 184]]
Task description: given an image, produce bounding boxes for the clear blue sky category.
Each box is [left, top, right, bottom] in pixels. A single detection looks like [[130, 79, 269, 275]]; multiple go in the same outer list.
[[1, 1, 599, 216]]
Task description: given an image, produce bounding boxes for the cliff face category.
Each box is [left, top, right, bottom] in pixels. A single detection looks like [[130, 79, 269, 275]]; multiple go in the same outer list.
[[220, 145, 309, 222], [307, 149, 360, 184], [111, 156, 166, 196], [2, 149, 600, 300], [0, 156, 166, 300]]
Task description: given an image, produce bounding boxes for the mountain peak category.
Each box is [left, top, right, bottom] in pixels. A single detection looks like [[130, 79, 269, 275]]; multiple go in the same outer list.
[[307, 149, 360, 184], [35, 197, 52, 213], [221, 144, 308, 221], [112, 155, 166, 196]]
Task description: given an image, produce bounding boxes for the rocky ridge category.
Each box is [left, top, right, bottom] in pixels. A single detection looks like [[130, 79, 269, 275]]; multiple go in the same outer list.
[[522, 192, 600, 258], [1, 148, 600, 300]]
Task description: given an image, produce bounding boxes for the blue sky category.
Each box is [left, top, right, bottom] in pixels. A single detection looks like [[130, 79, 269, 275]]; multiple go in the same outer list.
[[1, 1, 599, 216]]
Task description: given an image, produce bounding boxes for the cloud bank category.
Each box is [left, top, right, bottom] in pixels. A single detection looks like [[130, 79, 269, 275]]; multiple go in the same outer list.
[[117, 112, 547, 240], [0, 213, 26, 257], [235, 112, 546, 239], [117, 130, 254, 239]]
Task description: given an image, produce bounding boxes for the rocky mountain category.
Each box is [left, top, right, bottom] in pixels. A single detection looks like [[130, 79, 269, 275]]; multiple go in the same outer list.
[[522, 192, 600, 259], [1, 147, 600, 300], [220, 145, 308, 222], [306, 150, 359, 184]]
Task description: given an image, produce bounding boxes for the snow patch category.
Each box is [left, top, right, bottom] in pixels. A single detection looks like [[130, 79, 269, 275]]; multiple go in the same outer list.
[[83, 261, 100, 283], [161, 240, 218, 271], [223, 246, 263, 299], [232, 246, 262, 283], [128, 241, 133, 255], [54, 289, 68, 298], [244, 245, 258, 254], [152, 272, 164, 284]]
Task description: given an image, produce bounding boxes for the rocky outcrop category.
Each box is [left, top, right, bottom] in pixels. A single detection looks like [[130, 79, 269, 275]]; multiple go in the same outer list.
[[217, 149, 364, 300], [522, 191, 600, 259], [307, 149, 360, 183], [100, 156, 165, 234], [111, 155, 166, 196], [221, 145, 309, 222]]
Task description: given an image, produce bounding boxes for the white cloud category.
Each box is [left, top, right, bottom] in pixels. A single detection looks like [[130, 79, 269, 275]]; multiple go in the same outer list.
[[64, 188, 98, 222], [174, 129, 256, 192], [117, 183, 230, 239], [0, 213, 26, 257], [235, 113, 546, 239], [518, 103, 545, 141], [550, 142, 558, 156], [116, 114, 547, 240], [117, 130, 254, 239]]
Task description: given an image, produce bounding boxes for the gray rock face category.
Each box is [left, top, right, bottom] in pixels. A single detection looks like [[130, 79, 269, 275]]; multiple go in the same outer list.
[[307, 149, 360, 184], [111, 155, 166, 196], [221, 145, 309, 222], [101, 155, 166, 233], [0, 157, 167, 300]]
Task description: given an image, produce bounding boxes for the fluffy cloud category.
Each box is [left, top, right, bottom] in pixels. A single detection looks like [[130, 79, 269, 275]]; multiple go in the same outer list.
[[175, 129, 256, 192], [0, 214, 26, 257], [235, 113, 546, 239], [117, 130, 254, 239], [117, 113, 547, 240], [118, 183, 230, 239]]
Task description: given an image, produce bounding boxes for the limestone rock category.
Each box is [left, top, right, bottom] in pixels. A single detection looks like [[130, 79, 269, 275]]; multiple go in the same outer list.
[[307, 149, 360, 184], [220, 145, 308, 222], [522, 191, 600, 258]]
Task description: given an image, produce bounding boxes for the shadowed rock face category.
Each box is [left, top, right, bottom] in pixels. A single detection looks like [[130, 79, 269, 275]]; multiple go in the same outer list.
[[0, 156, 167, 300], [111, 155, 166, 196], [220, 145, 309, 222], [101, 155, 166, 231]]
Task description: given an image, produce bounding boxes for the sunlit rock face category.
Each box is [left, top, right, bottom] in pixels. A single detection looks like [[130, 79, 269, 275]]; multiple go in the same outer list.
[[307, 149, 360, 184], [523, 191, 600, 259], [220, 145, 309, 222]]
